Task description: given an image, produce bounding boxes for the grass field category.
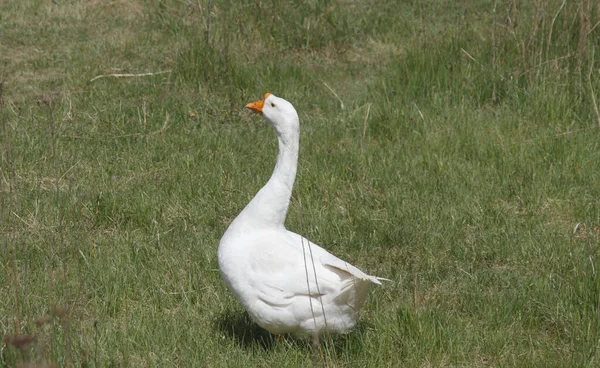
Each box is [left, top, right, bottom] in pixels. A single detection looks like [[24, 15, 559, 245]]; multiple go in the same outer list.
[[1, 0, 600, 366]]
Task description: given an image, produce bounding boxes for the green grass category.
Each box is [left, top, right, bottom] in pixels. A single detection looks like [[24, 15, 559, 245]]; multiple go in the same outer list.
[[1, 0, 600, 366]]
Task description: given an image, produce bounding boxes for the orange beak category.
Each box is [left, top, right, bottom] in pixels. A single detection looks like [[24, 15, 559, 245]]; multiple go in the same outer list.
[[246, 92, 272, 115]]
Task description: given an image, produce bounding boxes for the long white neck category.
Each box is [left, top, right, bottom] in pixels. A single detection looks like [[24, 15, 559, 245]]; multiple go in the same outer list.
[[232, 125, 299, 229]]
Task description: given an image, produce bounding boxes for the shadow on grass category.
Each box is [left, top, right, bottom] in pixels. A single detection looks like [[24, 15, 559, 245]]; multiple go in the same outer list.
[[214, 308, 370, 356], [214, 309, 276, 350]]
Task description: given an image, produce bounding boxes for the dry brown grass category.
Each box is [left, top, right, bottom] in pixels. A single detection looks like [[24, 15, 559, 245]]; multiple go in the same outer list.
[[82, 0, 145, 20], [0, 0, 170, 102]]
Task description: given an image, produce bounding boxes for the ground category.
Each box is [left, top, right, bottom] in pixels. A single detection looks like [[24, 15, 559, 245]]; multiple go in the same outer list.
[[1, 0, 600, 366]]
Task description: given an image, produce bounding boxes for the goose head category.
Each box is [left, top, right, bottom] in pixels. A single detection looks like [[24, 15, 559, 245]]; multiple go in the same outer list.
[[246, 93, 299, 137]]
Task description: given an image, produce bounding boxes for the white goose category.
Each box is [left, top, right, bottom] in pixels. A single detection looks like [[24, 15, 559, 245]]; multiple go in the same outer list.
[[218, 93, 386, 336]]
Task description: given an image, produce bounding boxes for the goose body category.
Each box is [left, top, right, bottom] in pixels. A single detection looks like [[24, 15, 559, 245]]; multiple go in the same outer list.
[[218, 93, 385, 335]]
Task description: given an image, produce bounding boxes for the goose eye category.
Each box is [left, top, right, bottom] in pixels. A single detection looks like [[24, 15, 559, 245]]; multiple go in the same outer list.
[[270, 102, 275, 107]]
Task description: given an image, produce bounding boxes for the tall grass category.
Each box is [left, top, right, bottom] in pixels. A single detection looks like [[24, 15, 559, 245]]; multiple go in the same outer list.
[[1, 0, 599, 366]]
